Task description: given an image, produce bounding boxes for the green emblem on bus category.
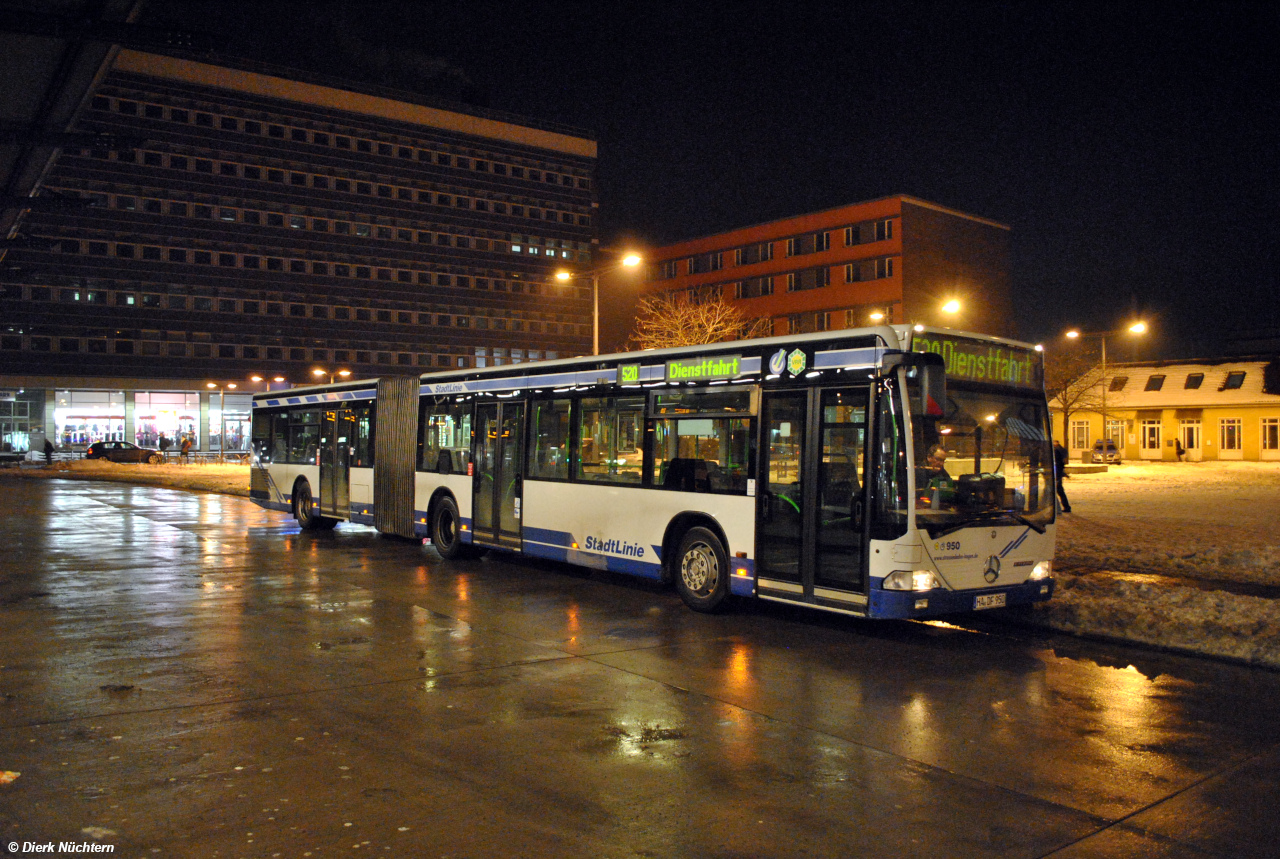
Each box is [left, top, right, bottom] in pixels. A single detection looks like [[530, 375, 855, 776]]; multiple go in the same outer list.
[[618, 363, 641, 384], [787, 349, 807, 376]]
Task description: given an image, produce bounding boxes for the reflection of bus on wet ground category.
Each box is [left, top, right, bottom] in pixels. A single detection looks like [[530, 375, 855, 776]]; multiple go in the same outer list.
[[250, 325, 1058, 619]]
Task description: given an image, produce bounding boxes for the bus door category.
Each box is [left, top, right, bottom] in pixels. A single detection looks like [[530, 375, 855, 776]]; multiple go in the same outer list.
[[319, 407, 356, 518], [757, 387, 871, 604], [472, 401, 525, 548]]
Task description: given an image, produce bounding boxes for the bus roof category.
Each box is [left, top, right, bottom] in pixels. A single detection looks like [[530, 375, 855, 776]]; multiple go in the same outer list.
[[252, 325, 1039, 403]]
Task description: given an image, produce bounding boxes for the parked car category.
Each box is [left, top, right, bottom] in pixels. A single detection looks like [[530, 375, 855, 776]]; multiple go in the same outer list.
[[85, 441, 163, 464], [1090, 438, 1121, 464]]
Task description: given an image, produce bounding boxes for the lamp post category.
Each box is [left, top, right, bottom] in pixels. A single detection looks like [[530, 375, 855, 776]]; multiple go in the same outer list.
[[1064, 321, 1147, 446], [555, 251, 642, 355], [205, 381, 237, 461], [312, 368, 351, 385]]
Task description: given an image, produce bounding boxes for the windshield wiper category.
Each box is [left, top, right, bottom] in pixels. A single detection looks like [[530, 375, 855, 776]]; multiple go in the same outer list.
[[930, 509, 1046, 539]]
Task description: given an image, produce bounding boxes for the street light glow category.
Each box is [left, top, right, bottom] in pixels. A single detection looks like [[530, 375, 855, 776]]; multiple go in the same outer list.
[[1065, 329, 1081, 339], [869, 311, 885, 321], [1129, 321, 1148, 334], [555, 270, 572, 281], [942, 299, 961, 314], [621, 253, 642, 267]]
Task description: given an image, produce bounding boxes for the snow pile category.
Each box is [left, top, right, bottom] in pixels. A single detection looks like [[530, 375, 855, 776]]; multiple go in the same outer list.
[[1033, 572, 1280, 668], [1023, 461, 1280, 668]]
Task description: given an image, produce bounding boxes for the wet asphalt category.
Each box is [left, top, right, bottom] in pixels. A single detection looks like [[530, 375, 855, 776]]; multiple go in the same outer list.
[[2, 478, 1279, 858]]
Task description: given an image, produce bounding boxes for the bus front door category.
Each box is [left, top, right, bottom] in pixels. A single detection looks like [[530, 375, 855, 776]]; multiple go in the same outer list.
[[757, 387, 870, 606], [472, 401, 524, 549], [319, 407, 355, 518]]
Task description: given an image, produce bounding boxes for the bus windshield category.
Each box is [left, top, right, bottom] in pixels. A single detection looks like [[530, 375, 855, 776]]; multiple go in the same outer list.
[[911, 383, 1055, 538]]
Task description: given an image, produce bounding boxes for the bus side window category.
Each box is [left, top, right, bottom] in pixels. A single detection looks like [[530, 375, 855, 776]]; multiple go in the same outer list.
[[288, 414, 319, 465], [650, 417, 750, 493], [529, 398, 571, 480], [419, 397, 470, 473], [576, 396, 644, 484], [351, 405, 374, 468], [270, 413, 288, 462]]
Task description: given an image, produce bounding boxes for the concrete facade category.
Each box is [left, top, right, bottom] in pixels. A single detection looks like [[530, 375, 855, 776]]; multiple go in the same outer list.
[[0, 49, 599, 452]]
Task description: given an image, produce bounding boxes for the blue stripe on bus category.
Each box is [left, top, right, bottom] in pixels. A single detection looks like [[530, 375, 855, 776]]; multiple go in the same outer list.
[[999, 528, 1032, 557], [521, 526, 664, 580], [523, 526, 572, 547], [522, 539, 665, 580], [814, 346, 882, 370]]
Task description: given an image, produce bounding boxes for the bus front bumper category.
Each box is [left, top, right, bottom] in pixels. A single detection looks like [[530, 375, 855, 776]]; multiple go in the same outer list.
[[869, 578, 1055, 619]]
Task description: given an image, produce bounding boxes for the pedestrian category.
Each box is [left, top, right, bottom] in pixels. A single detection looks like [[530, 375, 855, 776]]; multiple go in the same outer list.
[[1053, 440, 1071, 513], [1175, 438, 1185, 461], [43, 437, 54, 465], [159, 433, 171, 456], [180, 435, 192, 463]]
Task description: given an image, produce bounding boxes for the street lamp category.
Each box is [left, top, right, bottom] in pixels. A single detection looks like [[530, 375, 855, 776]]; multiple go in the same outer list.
[[205, 381, 237, 460], [941, 299, 961, 315], [1064, 321, 1148, 445], [555, 251, 642, 355], [312, 368, 351, 385]]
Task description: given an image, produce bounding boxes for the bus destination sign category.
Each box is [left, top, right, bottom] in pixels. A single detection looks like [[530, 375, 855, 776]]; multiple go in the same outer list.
[[665, 355, 742, 382], [912, 333, 1042, 389]]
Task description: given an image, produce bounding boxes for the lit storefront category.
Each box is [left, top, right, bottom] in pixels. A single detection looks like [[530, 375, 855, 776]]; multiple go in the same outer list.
[[55, 390, 126, 446], [209, 394, 252, 453], [133, 391, 201, 449], [4, 384, 288, 454]]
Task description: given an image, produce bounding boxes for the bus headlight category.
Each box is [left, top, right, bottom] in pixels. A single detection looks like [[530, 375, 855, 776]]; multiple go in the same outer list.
[[883, 570, 941, 591], [1029, 561, 1053, 581]]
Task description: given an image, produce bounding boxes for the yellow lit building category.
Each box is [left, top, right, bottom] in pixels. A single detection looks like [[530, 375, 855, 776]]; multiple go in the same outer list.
[[1052, 357, 1280, 462]]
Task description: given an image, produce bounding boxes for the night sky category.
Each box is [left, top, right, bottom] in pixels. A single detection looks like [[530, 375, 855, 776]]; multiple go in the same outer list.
[[145, 2, 1280, 359]]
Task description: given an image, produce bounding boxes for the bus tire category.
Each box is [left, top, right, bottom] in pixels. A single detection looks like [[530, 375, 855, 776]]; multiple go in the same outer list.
[[431, 496, 467, 559], [293, 480, 336, 531], [673, 526, 729, 612]]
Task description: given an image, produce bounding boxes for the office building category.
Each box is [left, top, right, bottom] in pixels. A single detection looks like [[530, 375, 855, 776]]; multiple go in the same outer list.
[[0, 49, 598, 454]]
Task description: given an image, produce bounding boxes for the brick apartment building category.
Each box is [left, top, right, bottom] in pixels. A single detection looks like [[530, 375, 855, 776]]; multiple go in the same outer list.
[[642, 195, 1013, 340]]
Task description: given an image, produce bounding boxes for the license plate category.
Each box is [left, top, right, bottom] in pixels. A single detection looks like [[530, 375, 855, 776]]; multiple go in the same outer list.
[[974, 593, 1006, 610]]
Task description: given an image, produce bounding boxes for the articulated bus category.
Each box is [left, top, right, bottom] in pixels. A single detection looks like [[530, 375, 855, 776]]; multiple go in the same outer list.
[[250, 325, 1057, 618]]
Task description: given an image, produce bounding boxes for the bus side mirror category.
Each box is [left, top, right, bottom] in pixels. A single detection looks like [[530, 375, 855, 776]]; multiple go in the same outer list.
[[884, 352, 947, 416]]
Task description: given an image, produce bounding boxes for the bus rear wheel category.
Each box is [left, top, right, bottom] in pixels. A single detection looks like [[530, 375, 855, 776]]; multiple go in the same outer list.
[[673, 526, 729, 612], [293, 481, 336, 531], [431, 496, 467, 559]]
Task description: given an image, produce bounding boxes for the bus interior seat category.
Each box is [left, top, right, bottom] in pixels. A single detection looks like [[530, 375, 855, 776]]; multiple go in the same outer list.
[[436, 449, 453, 474], [663, 458, 710, 492]]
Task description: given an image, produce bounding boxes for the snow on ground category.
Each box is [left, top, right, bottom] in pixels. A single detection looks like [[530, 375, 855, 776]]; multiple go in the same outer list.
[[1054, 461, 1280, 586], [2, 458, 251, 497], [1025, 461, 1280, 669], [5, 459, 1279, 669]]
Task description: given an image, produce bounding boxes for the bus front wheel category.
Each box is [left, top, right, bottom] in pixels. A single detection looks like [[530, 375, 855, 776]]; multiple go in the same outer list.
[[673, 527, 729, 612], [293, 481, 336, 531]]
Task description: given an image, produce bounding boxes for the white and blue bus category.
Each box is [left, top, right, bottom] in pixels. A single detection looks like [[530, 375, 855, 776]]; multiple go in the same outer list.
[[250, 324, 1057, 618]]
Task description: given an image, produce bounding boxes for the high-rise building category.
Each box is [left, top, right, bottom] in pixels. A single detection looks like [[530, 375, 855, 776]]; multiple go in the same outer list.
[[641, 195, 1013, 340], [0, 49, 598, 454]]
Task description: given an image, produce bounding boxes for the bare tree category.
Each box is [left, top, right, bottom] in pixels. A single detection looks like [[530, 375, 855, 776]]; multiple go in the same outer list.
[[628, 289, 773, 350], [1044, 347, 1105, 442]]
